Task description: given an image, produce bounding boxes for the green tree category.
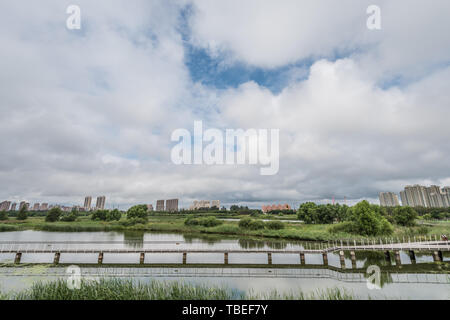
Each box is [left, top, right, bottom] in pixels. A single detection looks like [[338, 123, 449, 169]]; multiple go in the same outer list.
[[297, 202, 318, 224], [126, 205, 148, 220], [91, 210, 108, 221], [347, 200, 393, 236], [61, 207, 78, 222], [266, 220, 285, 230], [106, 209, 122, 221], [17, 205, 28, 220], [392, 206, 417, 226], [0, 211, 8, 220], [45, 207, 62, 222]]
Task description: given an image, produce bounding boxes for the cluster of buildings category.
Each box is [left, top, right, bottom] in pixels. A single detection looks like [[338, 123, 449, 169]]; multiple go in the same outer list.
[[380, 185, 450, 208], [149, 199, 179, 212], [83, 196, 106, 211], [189, 200, 220, 210], [0, 196, 107, 212], [0, 200, 71, 212], [261, 204, 292, 213]]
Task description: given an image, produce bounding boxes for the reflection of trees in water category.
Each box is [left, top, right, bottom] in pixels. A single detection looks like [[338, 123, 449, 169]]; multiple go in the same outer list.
[[183, 234, 221, 245], [123, 231, 144, 249], [238, 240, 265, 249], [237, 240, 288, 249], [352, 251, 393, 288], [265, 241, 288, 250]]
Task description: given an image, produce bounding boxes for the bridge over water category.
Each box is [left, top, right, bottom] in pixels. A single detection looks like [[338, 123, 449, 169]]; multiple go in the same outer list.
[[0, 240, 448, 267]]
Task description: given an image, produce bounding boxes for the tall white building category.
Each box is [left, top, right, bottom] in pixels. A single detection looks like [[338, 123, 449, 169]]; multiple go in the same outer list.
[[84, 196, 92, 211], [379, 192, 400, 207], [0, 201, 11, 211], [95, 196, 106, 210], [400, 185, 449, 208]]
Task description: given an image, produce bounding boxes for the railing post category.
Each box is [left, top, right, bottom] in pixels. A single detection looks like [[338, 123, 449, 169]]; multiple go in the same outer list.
[[98, 252, 103, 264], [350, 251, 356, 269], [300, 252, 305, 265], [140, 253, 145, 265], [339, 250, 345, 269], [54, 252, 61, 265], [394, 251, 401, 266], [384, 251, 390, 263], [322, 252, 328, 266], [14, 252, 22, 264], [267, 252, 272, 265], [409, 250, 416, 264], [224, 252, 229, 265], [182, 252, 187, 264], [432, 251, 441, 262]]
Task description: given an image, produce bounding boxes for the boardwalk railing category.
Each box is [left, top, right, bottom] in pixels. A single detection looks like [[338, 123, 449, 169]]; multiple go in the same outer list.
[[0, 240, 448, 266]]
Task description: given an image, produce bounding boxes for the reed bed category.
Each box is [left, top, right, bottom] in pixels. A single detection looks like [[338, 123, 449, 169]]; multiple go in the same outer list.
[[0, 278, 368, 300]]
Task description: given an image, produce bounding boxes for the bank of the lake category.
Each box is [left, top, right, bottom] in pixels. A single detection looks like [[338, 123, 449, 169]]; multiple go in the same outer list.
[[0, 215, 449, 242]]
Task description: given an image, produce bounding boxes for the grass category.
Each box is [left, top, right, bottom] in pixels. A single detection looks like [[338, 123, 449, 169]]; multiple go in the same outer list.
[[1, 216, 449, 243], [0, 278, 369, 300]]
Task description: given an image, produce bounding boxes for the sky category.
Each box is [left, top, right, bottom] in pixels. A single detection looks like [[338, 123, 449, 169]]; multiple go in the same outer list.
[[0, 0, 450, 209]]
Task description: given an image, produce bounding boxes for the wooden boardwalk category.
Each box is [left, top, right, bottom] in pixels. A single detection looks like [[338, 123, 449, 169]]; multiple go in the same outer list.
[[0, 240, 448, 254]]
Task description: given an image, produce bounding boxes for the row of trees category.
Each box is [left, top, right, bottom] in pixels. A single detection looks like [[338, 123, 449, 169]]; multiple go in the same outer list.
[[0, 206, 29, 221], [298, 201, 420, 236]]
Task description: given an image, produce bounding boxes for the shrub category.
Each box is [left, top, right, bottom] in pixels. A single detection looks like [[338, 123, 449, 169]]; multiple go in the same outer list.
[[328, 221, 354, 234], [106, 209, 122, 221], [61, 208, 78, 222], [248, 220, 265, 230], [266, 220, 285, 230], [344, 201, 393, 236], [0, 211, 8, 220], [392, 206, 418, 226], [239, 218, 266, 230], [184, 217, 200, 226], [238, 217, 253, 229], [126, 205, 148, 220], [91, 210, 108, 221], [17, 206, 28, 220], [45, 207, 62, 222], [119, 218, 148, 227], [197, 217, 223, 227]]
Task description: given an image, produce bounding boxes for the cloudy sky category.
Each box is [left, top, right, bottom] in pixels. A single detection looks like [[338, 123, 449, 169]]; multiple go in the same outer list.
[[1, 0, 449, 209]]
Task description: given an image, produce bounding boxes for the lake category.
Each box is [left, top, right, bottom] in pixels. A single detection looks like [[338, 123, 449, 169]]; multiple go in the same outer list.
[[0, 230, 449, 299]]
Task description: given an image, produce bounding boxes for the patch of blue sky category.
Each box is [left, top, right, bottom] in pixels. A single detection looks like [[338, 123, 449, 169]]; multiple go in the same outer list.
[[184, 45, 312, 94]]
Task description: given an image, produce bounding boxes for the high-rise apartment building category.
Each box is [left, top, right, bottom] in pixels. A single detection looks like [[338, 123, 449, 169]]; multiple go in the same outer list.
[[10, 203, 16, 211], [32, 203, 40, 211], [95, 196, 106, 210], [0, 201, 11, 211], [147, 204, 154, 211], [84, 196, 92, 210], [211, 200, 220, 209], [189, 200, 221, 210], [443, 187, 450, 207], [400, 185, 449, 208], [156, 200, 165, 211], [40, 203, 48, 211], [166, 199, 179, 212], [379, 192, 400, 207]]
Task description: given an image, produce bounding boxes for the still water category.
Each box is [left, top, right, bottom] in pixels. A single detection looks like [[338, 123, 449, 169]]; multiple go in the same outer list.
[[0, 230, 449, 299]]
